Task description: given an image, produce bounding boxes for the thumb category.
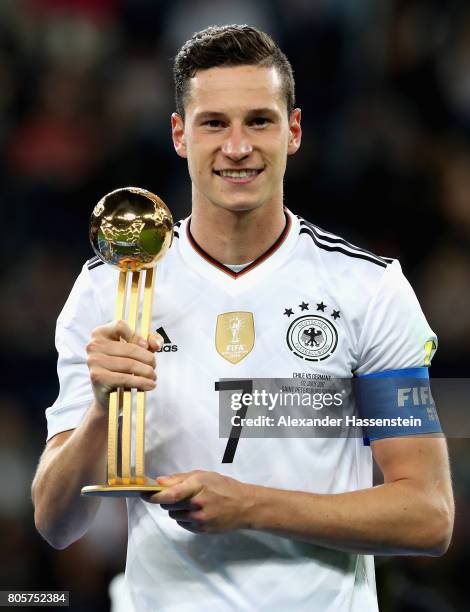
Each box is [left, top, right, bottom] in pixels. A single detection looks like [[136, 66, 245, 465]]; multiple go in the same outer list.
[[156, 473, 188, 486], [148, 332, 164, 352], [112, 320, 148, 348]]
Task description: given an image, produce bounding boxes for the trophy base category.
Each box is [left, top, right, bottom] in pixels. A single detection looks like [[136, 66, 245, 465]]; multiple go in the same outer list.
[[81, 484, 164, 498]]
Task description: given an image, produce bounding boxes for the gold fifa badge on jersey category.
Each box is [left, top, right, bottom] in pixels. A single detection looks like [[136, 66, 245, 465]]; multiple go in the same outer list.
[[216, 312, 255, 364]]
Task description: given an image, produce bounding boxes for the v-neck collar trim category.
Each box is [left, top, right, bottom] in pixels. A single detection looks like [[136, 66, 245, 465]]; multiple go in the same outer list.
[[185, 211, 292, 279]]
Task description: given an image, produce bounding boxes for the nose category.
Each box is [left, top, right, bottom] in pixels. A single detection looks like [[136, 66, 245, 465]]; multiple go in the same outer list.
[[221, 126, 253, 160]]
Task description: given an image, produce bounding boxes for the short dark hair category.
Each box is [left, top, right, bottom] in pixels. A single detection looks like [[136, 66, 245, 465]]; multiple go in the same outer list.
[[173, 24, 295, 118]]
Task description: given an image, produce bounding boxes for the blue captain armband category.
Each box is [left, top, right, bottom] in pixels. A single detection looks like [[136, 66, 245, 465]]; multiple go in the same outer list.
[[355, 367, 442, 441]]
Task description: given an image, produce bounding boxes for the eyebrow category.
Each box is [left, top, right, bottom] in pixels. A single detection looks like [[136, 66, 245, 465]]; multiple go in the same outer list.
[[194, 108, 280, 122]]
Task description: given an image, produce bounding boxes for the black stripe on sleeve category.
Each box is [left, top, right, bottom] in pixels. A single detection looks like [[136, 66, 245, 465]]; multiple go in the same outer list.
[[299, 220, 389, 266], [300, 228, 388, 268], [87, 256, 105, 270]]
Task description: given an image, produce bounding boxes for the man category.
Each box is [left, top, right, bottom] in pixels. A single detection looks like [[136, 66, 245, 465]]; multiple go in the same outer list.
[[32, 25, 454, 611]]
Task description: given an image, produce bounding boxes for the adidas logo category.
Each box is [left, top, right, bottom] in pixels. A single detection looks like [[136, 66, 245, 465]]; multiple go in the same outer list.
[[156, 327, 178, 352]]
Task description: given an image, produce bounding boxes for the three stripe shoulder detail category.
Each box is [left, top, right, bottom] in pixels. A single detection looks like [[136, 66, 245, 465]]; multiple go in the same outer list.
[[299, 219, 392, 268], [87, 256, 104, 271], [173, 219, 183, 239]]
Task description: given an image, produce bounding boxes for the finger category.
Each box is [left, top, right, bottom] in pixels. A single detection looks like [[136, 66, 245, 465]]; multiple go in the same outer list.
[[141, 493, 192, 506], [90, 367, 156, 391], [168, 510, 202, 523], [88, 339, 156, 368], [90, 354, 156, 381], [94, 320, 149, 348], [140, 473, 199, 504], [148, 332, 164, 352], [149, 480, 203, 505], [160, 499, 200, 511], [140, 492, 158, 504], [156, 472, 194, 486]]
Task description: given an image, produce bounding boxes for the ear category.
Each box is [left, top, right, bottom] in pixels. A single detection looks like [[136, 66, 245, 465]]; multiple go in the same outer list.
[[287, 108, 302, 156], [171, 112, 187, 158]]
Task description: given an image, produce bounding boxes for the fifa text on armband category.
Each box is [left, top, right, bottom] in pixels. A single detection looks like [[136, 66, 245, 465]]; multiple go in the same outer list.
[[397, 386, 431, 407]]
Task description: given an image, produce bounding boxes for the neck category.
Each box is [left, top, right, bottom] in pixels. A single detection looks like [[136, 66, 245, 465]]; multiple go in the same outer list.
[[190, 197, 287, 265]]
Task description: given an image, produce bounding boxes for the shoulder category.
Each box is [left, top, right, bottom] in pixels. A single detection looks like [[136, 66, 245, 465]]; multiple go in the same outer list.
[[294, 214, 405, 313], [297, 215, 394, 272], [84, 255, 115, 289], [173, 219, 182, 239], [296, 215, 398, 297], [63, 257, 117, 322]]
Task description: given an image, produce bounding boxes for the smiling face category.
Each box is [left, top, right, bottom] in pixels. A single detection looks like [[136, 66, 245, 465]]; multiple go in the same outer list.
[[171, 65, 301, 214]]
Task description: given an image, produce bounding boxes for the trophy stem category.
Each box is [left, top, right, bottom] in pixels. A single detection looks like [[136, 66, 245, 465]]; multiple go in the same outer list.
[[135, 267, 156, 483], [82, 267, 163, 498], [121, 271, 142, 484], [135, 393, 146, 484], [107, 390, 121, 485], [107, 270, 128, 485]]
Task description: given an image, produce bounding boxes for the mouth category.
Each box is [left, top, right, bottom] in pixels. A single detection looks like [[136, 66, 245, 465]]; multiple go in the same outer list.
[[213, 168, 264, 184]]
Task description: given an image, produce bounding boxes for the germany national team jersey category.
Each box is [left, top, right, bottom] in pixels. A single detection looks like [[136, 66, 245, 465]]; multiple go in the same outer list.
[[46, 209, 437, 612]]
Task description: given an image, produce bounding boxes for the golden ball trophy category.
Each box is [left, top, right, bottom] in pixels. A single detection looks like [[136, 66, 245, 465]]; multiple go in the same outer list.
[[81, 187, 173, 497]]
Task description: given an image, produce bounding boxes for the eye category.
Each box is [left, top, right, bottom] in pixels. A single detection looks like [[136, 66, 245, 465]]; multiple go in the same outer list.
[[250, 117, 271, 127], [204, 120, 224, 128]]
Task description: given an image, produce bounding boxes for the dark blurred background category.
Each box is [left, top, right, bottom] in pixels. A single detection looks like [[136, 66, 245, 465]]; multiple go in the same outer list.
[[0, 0, 469, 610]]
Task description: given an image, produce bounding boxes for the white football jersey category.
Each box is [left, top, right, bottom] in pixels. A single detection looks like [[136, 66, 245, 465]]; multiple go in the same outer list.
[[46, 209, 437, 612]]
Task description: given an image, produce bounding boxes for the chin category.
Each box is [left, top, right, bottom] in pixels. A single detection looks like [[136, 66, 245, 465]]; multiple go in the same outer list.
[[213, 198, 266, 214]]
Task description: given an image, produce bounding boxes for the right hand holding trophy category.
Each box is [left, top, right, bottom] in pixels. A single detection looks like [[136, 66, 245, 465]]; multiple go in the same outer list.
[[81, 187, 173, 497]]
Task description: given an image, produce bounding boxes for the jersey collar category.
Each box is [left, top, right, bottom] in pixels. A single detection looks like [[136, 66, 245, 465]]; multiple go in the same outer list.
[[186, 211, 291, 279], [177, 208, 300, 293]]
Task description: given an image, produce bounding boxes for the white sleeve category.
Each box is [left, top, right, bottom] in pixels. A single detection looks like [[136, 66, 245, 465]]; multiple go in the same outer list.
[[355, 260, 437, 376], [45, 264, 106, 441]]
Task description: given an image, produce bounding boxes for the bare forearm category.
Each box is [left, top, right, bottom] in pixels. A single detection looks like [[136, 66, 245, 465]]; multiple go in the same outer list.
[[245, 479, 453, 556], [32, 403, 108, 549]]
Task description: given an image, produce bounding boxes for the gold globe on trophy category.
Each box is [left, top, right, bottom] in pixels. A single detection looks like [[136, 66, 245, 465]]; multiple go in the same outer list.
[[81, 187, 173, 497]]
